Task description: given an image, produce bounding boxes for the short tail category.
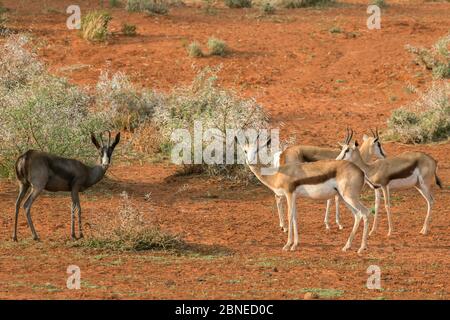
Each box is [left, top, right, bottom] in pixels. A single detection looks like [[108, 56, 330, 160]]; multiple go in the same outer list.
[[435, 174, 443, 189]]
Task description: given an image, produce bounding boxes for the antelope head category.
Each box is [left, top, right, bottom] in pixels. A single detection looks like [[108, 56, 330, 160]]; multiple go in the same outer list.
[[362, 127, 386, 159], [91, 131, 121, 169]]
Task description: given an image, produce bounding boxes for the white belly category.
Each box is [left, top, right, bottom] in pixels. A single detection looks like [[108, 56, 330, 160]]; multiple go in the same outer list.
[[388, 169, 419, 190], [295, 179, 337, 200]]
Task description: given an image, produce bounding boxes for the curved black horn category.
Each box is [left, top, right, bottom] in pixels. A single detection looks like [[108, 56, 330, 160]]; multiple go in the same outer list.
[[344, 127, 353, 144], [370, 128, 376, 138], [348, 128, 354, 144]]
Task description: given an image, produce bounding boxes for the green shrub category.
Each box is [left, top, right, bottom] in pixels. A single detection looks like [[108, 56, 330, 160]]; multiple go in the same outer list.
[[329, 26, 342, 34], [187, 41, 203, 57], [80, 11, 112, 42], [261, 1, 276, 15], [0, 1, 7, 13], [126, 0, 169, 15], [121, 23, 137, 36], [371, 0, 387, 7], [282, 0, 334, 8], [95, 71, 162, 130], [109, 0, 122, 7], [406, 33, 450, 79], [224, 0, 252, 8], [153, 67, 269, 179], [0, 12, 8, 35], [73, 191, 183, 251], [203, 0, 218, 15], [207, 37, 228, 56], [0, 35, 113, 178], [386, 82, 450, 143]]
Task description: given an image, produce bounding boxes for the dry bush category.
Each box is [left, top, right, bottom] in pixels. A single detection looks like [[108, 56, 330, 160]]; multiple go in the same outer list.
[[187, 41, 204, 57], [386, 82, 450, 144], [153, 66, 269, 180], [0, 12, 7, 34], [130, 121, 163, 156], [281, 0, 334, 8], [126, 0, 169, 14], [121, 23, 137, 36], [74, 191, 183, 251], [80, 11, 112, 42], [224, 0, 252, 8], [207, 37, 228, 56], [95, 71, 162, 130], [406, 33, 450, 79], [260, 1, 276, 15], [0, 35, 112, 178]]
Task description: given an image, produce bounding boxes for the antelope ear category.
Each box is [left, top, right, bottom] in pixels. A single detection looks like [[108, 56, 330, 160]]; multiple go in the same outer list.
[[266, 138, 271, 148], [338, 142, 344, 147], [91, 133, 101, 150], [111, 132, 121, 149], [362, 134, 369, 142]]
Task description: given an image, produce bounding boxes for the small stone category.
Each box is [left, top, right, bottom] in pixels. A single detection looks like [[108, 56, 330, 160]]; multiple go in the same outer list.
[[272, 267, 279, 272]]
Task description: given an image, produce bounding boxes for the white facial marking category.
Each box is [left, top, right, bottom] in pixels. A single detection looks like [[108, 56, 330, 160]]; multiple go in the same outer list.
[[102, 152, 109, 166]]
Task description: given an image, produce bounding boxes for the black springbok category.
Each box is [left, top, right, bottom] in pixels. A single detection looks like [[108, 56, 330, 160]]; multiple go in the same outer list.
[[12, 131, 120, 241]]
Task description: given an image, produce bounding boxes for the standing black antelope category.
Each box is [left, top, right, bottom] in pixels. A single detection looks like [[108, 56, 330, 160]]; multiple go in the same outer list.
[[273, 128, 385, 231], [238, 135, 373, 254], [336, 135, 443, 236], [12, 131, 120, 241]]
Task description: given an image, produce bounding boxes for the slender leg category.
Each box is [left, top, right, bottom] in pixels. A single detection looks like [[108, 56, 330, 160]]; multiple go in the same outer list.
[[23, 187, 43, 241], [358, 211, 369, 254], [70, 203, 76, 240], [369, 188, 381, 236], [282, 193, 294, 251], [275, 195, 287, 232], [415, 186, 433, 235], [324, 199, 331, 230], [342, 211, 361, 252], [339, 195, 363, 252], [381, 186, 393, 236], [12, 183, 30, 241], [335, 195, 343, 230], [290, 194, 298, 251], [77, 202, 83, 239], [71, 188, 81, 240]]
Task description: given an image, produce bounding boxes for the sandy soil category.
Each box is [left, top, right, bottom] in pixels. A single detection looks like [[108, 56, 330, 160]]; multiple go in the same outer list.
[[0, 0, 449, 299]]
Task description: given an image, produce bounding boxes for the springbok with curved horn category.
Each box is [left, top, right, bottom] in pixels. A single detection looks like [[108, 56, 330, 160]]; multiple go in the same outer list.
[[238, 135, 373, 254], [336, 134, 443, 236], [274, 128, 385, 231], [12, 131, 120, 241]]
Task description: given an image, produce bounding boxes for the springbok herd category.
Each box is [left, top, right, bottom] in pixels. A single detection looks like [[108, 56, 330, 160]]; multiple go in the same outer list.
[[11, 128, 442, 255]]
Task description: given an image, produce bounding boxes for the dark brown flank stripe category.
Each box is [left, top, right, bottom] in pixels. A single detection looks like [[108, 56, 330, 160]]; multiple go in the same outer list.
[[289, 171, 337, 192], [388, 160, 417, 181]]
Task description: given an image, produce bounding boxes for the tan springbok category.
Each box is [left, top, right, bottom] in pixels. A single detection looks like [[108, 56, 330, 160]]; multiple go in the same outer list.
[[273, 128, 385, 231], [239, 136, 374, 254], [336, 137, 443, 236]]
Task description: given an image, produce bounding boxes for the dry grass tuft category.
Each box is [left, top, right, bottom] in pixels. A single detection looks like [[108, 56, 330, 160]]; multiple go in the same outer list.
[[80, 11, 112, 42], [73, 191, 183, 251]]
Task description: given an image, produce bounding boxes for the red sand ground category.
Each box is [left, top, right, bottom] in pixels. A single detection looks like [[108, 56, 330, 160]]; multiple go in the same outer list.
[[0, 0, 449, 299]]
